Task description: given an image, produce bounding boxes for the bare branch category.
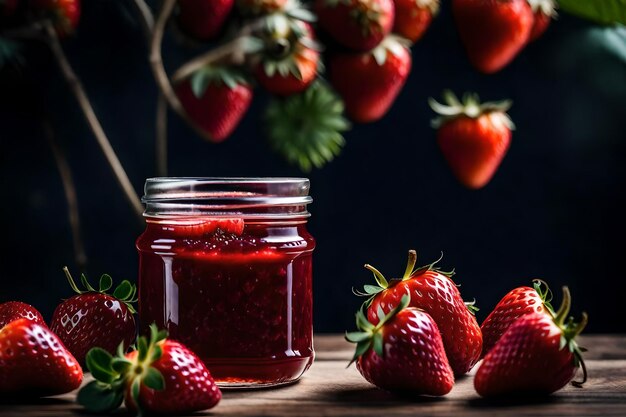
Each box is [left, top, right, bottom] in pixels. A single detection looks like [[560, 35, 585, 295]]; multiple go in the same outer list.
[[170, 37, 248, 83], [42, 20, 144, 220]]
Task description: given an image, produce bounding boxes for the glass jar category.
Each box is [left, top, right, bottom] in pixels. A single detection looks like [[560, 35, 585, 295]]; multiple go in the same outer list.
[[136, 178, 316, 388]]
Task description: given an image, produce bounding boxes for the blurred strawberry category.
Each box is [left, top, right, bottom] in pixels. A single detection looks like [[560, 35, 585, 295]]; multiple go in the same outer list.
[[393, 0, 438, 43], [176, 66, 253, 142], [177, 0, 234, 41], [255, 15, 320, 96], [315, 0, 394, 51], [0, 301, 46, 329], [30, 0, 80, 37], [330, 35, 411, 122], [527, 0, 556, 41], [452, 0, 533, 73], [429, 90, 514, 189]]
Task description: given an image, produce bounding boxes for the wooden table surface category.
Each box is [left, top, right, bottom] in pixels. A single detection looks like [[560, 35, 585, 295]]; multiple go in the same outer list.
[[2, 334, 625, 416]]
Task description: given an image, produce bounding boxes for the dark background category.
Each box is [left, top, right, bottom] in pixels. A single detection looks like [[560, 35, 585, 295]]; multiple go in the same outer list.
[[1, 1, 625, 333]]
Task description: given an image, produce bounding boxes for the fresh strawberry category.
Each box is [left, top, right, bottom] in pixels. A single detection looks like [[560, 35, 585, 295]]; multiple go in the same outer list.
[[429, 90, 514, 189], [78, 325, 221, 415], [346, 294, 454, 395], [475, 286, 588, 397], [177, 0, 234, 41], [237, 0, 287, 14], [481, 279, 554, 357], [356, 250, 482, 376], [329, 35, 411, 123], [0, 301, 46, 329], [315, 0, 394, 51], [150, 217, 245, 237], [254, 16, 320, 96], [392, 0, 438, 43], [176, 66, 253, 142], [50, 268, 136, 365], [30, 0, 80, 37], [452, 0, 533, 73], [0, 318, 83, 396], [527, 0, 556, 41]]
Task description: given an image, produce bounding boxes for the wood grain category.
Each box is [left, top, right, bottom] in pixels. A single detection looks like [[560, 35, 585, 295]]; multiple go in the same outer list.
[[1, 335, 625, 417]]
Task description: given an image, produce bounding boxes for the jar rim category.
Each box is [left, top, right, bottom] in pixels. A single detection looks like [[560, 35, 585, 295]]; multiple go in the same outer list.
[[142, 177, 312, 219]]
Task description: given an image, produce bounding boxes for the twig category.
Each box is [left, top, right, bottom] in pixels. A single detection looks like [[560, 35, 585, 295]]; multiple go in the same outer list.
[[131, 0, 154, 37], [43, 118, 88, 269], [42, 20, 144, 220], [148, 0, 215, 141], [156, 92, 168, 176]]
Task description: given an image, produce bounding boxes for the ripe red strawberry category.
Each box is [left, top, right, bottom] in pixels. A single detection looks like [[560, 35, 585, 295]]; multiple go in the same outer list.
[[0, 301, 46, 329], [177, 0, 234, 41], [315, 0, 394, 51], [527, 0, 556, 41], [475, 286, 588, 397], [78, 325, 221, 415], [254, 16, 320, 96], [357, 250, 482, 376], [237, 0, 287, 14], [392, 0, 439, 43], [429, 90, 514, 189], [452, 0, 533, 73], [30, 0, 80, 37], [155, 217, 245, 237], [50, 268, 136, 365], [481, 279, 554, 357], [330, 36, 411, 123], [346, 294, 454, 395], [176, 66, 253, 143], [0, 318, 83, 396]]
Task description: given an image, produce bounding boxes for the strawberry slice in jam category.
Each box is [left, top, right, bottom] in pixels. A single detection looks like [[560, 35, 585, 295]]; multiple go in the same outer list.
[[156, 218, 245, 237]]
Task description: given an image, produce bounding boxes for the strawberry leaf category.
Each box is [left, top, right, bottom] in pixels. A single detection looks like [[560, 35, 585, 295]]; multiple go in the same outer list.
[[113, 280, 133, 300], [144, 367, 165, 391], [77, 381, 124, 413], [191, 70, 211, 98], [86, 348, 116, 384], [372, 332, 384, 357], [99, 274, 113, 292], [345, 331, 370, 343], [131, 378, 141, 411], [558, 0, 626, 25], [362, 285, 384, 295], [80, 273, 97, 292]]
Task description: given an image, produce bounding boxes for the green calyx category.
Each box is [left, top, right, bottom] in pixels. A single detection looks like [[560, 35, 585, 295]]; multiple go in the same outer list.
[[371, 35, 410, 66], [266, 81, 350, 171], [532, 279, 555, 315], [188, 66, 249, 98], [355, 250, 455, 298], [63, 267, 137, 314], [552, 286, 589, 387], [428, 90, 515, 130], [78, 324, 168, 416], [345, 293, 411, 365]]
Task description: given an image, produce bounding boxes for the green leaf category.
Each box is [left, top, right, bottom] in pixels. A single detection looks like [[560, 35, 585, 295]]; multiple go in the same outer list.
[[345, 331, 370, 343], [372, 332, 384, 357], [190, 70, 211, 98], [143, 367, 165, 391], [558, 0, 626, 25], [77, 381, 124, 413], [113, 280, 133, 300], [363, 285, 383, 295], [99, 274, 113, 292], [137, 336, 149, 362], [131, 378, 141, 410], [111, 357, 132, 374], [150, 345, 163, 362], [85, 348, 116, 384]]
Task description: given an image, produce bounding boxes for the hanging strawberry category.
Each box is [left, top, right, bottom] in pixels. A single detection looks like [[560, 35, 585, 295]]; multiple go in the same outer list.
[[176, 66, 253, 143], [265, 81, 350, 171], [392, 0, 439, 43], [527, 0, 556, 41], [452, 0, 533, 73], [177, 0, 235, 41], [30, 0, 80, 37], [315, 0, 394, 51], [429, 90, 514, 189], [254, 14, 321, 96], [330, 35, 411, 123]]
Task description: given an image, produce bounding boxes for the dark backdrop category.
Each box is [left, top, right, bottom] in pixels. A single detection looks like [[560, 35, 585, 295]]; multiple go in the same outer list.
[[1, 1, 625, 333]]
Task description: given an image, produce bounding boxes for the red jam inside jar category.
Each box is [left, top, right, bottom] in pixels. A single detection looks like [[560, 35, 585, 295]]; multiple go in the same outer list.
[[136, 178, 315, 388]]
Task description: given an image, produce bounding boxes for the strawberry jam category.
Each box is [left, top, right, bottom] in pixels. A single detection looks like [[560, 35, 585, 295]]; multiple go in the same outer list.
[[136, 178, 315, 388]]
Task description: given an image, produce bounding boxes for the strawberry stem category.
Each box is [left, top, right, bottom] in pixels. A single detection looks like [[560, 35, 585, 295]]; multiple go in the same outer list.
[[402, 250, 417, 280], [364, 264, 388, 288], [63, 266, 84, 295], [554, 286, 572, 326]]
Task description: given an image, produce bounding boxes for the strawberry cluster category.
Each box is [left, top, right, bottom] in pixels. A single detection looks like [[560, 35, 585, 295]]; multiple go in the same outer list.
[[348, 249, 588, 397], [0, 268, 221, 415]]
